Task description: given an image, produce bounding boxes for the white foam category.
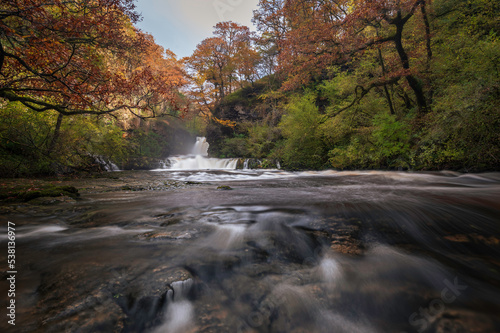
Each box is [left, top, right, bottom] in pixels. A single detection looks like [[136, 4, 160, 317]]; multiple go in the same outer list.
[[318, 257, 342, 283]]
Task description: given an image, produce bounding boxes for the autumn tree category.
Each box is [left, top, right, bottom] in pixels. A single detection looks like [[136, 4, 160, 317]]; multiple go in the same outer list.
[[252, 0, 288, 77], [184, 22, 260, 111], [255, 0, 433, 113], [0, 0, 185, 118]]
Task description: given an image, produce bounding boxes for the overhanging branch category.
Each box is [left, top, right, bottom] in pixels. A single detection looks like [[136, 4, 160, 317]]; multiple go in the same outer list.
[[330, 76, 401, 117]]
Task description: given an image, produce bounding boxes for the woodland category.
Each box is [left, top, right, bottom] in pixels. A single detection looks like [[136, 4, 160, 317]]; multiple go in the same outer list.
[[0, 0, 499, 176]]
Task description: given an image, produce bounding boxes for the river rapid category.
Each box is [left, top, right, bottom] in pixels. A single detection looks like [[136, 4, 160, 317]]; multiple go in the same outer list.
[[1, 169, 500, 333]]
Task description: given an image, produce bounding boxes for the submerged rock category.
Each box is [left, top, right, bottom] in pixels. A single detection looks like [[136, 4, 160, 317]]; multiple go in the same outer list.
[[217, 185, 233, 191], [27, 195, 77, 205]]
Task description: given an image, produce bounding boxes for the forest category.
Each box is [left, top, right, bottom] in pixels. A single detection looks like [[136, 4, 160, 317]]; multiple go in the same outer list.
[[1, 0, 499, 176]]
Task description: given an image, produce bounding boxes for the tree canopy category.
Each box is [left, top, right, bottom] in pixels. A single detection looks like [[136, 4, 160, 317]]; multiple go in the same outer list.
[[0, 0, 185, 117]]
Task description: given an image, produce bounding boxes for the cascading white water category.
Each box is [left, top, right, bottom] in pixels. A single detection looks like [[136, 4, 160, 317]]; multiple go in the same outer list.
[[191, 137, 209, 156], [153, 279, 194, 333], [94, 155, 120, 171], [165, 137, 239, 170], [167, 155, 238, 170]]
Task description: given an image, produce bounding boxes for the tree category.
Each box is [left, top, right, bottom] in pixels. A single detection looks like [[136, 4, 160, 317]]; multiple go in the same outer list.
[[252, 0, 287, 78], [256, 0, 433, 113], [0, 0, 185, 118], [184, 21, 260, 111]]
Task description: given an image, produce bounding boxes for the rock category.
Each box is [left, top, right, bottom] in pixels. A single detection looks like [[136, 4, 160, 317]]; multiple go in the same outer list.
[[430, 309, 498, 333], [31, 260, 195, 333], [140, 231, 193, 240], [217, 185, 233, 191], [28, 196, 77, 205]]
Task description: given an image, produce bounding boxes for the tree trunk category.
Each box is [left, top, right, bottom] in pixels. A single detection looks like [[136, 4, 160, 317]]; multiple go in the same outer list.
[[393, 19, 428, 113], [0, 40, 5, 74], [47, 113, 64, 156], [377, 48, 396, 115], [420, 0, 434, 106], [421, 1, 433, 62]]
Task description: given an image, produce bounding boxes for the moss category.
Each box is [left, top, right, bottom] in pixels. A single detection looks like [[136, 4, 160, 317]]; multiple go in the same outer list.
[[120, 185, 145, 191], [0, 184, 79, 202], [23, 186, 79, 201], [217, 185, 233, 191]]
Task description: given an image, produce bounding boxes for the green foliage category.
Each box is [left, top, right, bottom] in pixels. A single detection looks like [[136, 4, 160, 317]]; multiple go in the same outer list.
[[0, 102, 187, 176], [219, 137, 249, 158], [414, 0, 500, 171], [277, 93, 328, 170], [204, 0, 499, 172], [319, 70, 358, 112], [246, 123, 282, 158], [0, 103, 61, 176], [59, 115, 129, 170], [371, 114, 412, 168], [328, 135, 374, 170]]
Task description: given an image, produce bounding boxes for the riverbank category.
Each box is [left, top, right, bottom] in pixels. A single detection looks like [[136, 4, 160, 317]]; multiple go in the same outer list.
[[0, 171, 205, 201]]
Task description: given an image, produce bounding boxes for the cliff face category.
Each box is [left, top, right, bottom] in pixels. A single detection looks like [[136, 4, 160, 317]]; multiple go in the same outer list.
[[206, 81, 284, 158]]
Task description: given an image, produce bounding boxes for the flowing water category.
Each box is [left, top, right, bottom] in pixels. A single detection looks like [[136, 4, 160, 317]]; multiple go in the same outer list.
[[1, 169, 500, 333], [163, 137, 239, 170]]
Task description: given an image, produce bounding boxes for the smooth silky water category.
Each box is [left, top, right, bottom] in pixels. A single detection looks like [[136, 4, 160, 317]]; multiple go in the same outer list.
[[1, 156, 500, 332]]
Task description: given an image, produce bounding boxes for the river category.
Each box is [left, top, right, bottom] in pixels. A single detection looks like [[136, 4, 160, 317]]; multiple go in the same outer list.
[[1, 169, 500, 332]]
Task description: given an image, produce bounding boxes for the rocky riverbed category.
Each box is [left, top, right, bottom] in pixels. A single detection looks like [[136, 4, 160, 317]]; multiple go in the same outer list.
[[1, 170, 500, 332]]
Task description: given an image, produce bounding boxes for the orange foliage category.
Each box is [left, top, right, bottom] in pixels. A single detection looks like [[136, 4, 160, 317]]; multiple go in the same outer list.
[[0, 0, 186, 117], [183, 21, 260, 114], [211, 116, 237, 128], [254, 0, 431, 110]]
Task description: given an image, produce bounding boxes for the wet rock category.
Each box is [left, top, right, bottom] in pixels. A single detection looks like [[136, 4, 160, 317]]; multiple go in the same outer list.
[[28, 195, 77, 205], [153, 207, 188, 226], [67, 210, 106, 226], [310, 216, 365, 255], [470, 234, 500, 246], [140, 230, 193, 240], [444, 234, 470, 243], [34, 262, 195, 333], [137, 220, 213, 241], [32, 264, 127, 333], [42, 292, 126, 333], [217, 185, 233, 191], [183, 251, 242, 282], [118, 268, 194, 333], [159, 217, 183, 226], [0, 184, 80, 202], [429, 310, 498, 333]]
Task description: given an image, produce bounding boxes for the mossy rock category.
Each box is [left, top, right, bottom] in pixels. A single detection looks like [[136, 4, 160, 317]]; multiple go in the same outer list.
[[0, 185, 80, 202], [28, 196, 77, 205], [21, 186, 79, 201], [217, 185, 233, 191], [121, 185, 145, 191]]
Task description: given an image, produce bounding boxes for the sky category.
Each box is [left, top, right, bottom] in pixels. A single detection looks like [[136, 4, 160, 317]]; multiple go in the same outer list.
[[134, 0, 260, 59]]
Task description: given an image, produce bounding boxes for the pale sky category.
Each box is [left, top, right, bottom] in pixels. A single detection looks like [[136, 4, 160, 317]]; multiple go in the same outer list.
[[134, 0, 260, 59]]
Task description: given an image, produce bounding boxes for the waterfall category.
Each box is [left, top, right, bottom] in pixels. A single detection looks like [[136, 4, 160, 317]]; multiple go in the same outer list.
[[94, 155, 120, 171], [164, 137, 239, 170], [191, 137, 209, 156], [153, 279, 194, 333], [167, 155, 238, 170]]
